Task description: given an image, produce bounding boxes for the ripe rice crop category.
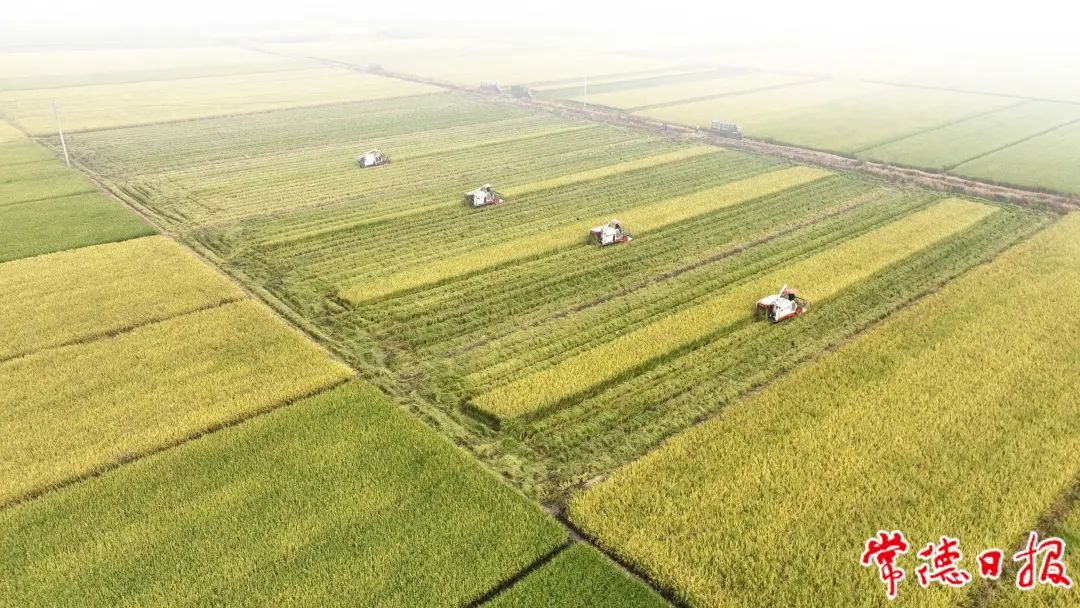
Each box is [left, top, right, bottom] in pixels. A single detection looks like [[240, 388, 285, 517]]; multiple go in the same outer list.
[[0, 159, 74, 183], [0, 173, 96, 206], [568, 214, 1080, 608], [0, 236, 243, 360], [472, 198, 995, 421], [1, 68, 441, 135], [340, 166, 827, 303], [574, 72, 814, 109], [953, 120, 1080, 195], [0, 141, 54, 165], [0, 300, 352, 504], [487, 544, 668, 608], [0, 381, 565, 607]]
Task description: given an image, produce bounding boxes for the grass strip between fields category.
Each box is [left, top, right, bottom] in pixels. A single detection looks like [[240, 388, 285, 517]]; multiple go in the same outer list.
[[340, 165, 829, 304], [0, 300, 352, 505], [567, 213, 1080, 608], [0, 381, 566, 607], [485, 543, 669, 608], [472, 198, 996, 421], [0, 236, 244, 361]]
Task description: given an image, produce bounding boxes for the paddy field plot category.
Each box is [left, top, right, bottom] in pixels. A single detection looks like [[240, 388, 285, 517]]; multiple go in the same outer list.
[[953, 120, 1080, 195], [569, 214, 1080, 608], [0, 300, 352, 505], [859, 100, 1080, 170], [0, 236, 243, 360], [0, 67, 440, 134], [0, 382, 565, 607], [569, 72, 816, 109]]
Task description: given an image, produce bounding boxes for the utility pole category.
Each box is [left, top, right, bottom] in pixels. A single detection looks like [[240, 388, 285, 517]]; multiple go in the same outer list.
[[582, 75, 588, 110], [53, 102, 70, 168]]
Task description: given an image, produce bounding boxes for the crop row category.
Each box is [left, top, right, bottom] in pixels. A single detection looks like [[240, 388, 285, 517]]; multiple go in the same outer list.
[[364, 175, 880, 354], [251, 150, 776, 293], [0, 236, 243, 361], [445, 186, 939, 387], [0, 300, 352, 505], [567, 213, 1079, 607], [471, 199, 997, 421], [64, 93, 529, 176], [341, 165, 827, 303], [525, 204, 1048, 488]]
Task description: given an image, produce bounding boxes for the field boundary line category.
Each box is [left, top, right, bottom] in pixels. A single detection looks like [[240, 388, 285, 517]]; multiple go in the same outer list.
[[0, 376, 354, 513], [850, 99, 1029, 155], [945, 116, 1080, 171], [0, 296, 244, 366], [464, 541, 573, 607], [624, 76, 823, 111], [968, 471, 1080, 608], [0, 186, 101, 209]]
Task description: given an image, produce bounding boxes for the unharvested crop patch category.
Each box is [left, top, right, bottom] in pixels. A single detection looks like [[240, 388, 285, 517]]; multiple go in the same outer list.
[[0, 300, 352, 504], [0, 236, 243, 360]]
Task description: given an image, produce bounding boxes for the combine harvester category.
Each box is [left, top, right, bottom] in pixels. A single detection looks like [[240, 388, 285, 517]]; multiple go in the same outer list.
[[756, 285, 808, 323], [590, 219, 633, 246], [356, 149, 390, 168], [711, 120, 744, 139], [465, 184, 504, 208]]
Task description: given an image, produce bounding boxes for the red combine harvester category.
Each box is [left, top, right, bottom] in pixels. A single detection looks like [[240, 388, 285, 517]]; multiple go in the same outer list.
[[756, 285, 808, 323], [465, 184, 504, 208], [356, 149, 390, 168], [590, 219, 632, 246]]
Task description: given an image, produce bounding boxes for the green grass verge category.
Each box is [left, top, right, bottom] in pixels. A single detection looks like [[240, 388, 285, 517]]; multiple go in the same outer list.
[[0, 381, 566, 607], [487, 544, 668, 608]]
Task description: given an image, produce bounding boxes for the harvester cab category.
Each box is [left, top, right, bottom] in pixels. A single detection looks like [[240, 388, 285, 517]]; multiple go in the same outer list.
[[590, 219, 633, 246], [357, 149, 390, 168], [465, 184, 504, 208], [756, 284, 808, 323]]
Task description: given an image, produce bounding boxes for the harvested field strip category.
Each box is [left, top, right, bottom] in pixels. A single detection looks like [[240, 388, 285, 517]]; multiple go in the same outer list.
[[340, 166, 826, 303], [525, 206, 1048, 489], [456, 187, 938, 388], [503, 146, 716, 197], [485, 544, 668, 608], [0, 300, 352, 505], [60, 94, 531, 175], [132, 126, 662, 226], [0, 382, 567, 607], [472, 199, 996, 421], [375, 176, 881, 354], [568, 214, 1080, 608], [0, 236, 243, 361], [264, 152, 779, 286], [0, 191, 154, 262]]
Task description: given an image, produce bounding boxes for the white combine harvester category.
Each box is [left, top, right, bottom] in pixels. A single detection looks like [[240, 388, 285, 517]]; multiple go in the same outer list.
[[756, 285, 808, 323], [589, 219, 632, 246], [356, 149, 390, 168], [465, 184, 504, 208]]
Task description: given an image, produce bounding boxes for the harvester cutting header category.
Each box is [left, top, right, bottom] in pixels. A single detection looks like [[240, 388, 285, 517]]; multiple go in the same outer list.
[[756, 285, 808, 323], [356, 149, 390, 168], [590, 219, 632, 246], [466, 184, 504, 208]]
